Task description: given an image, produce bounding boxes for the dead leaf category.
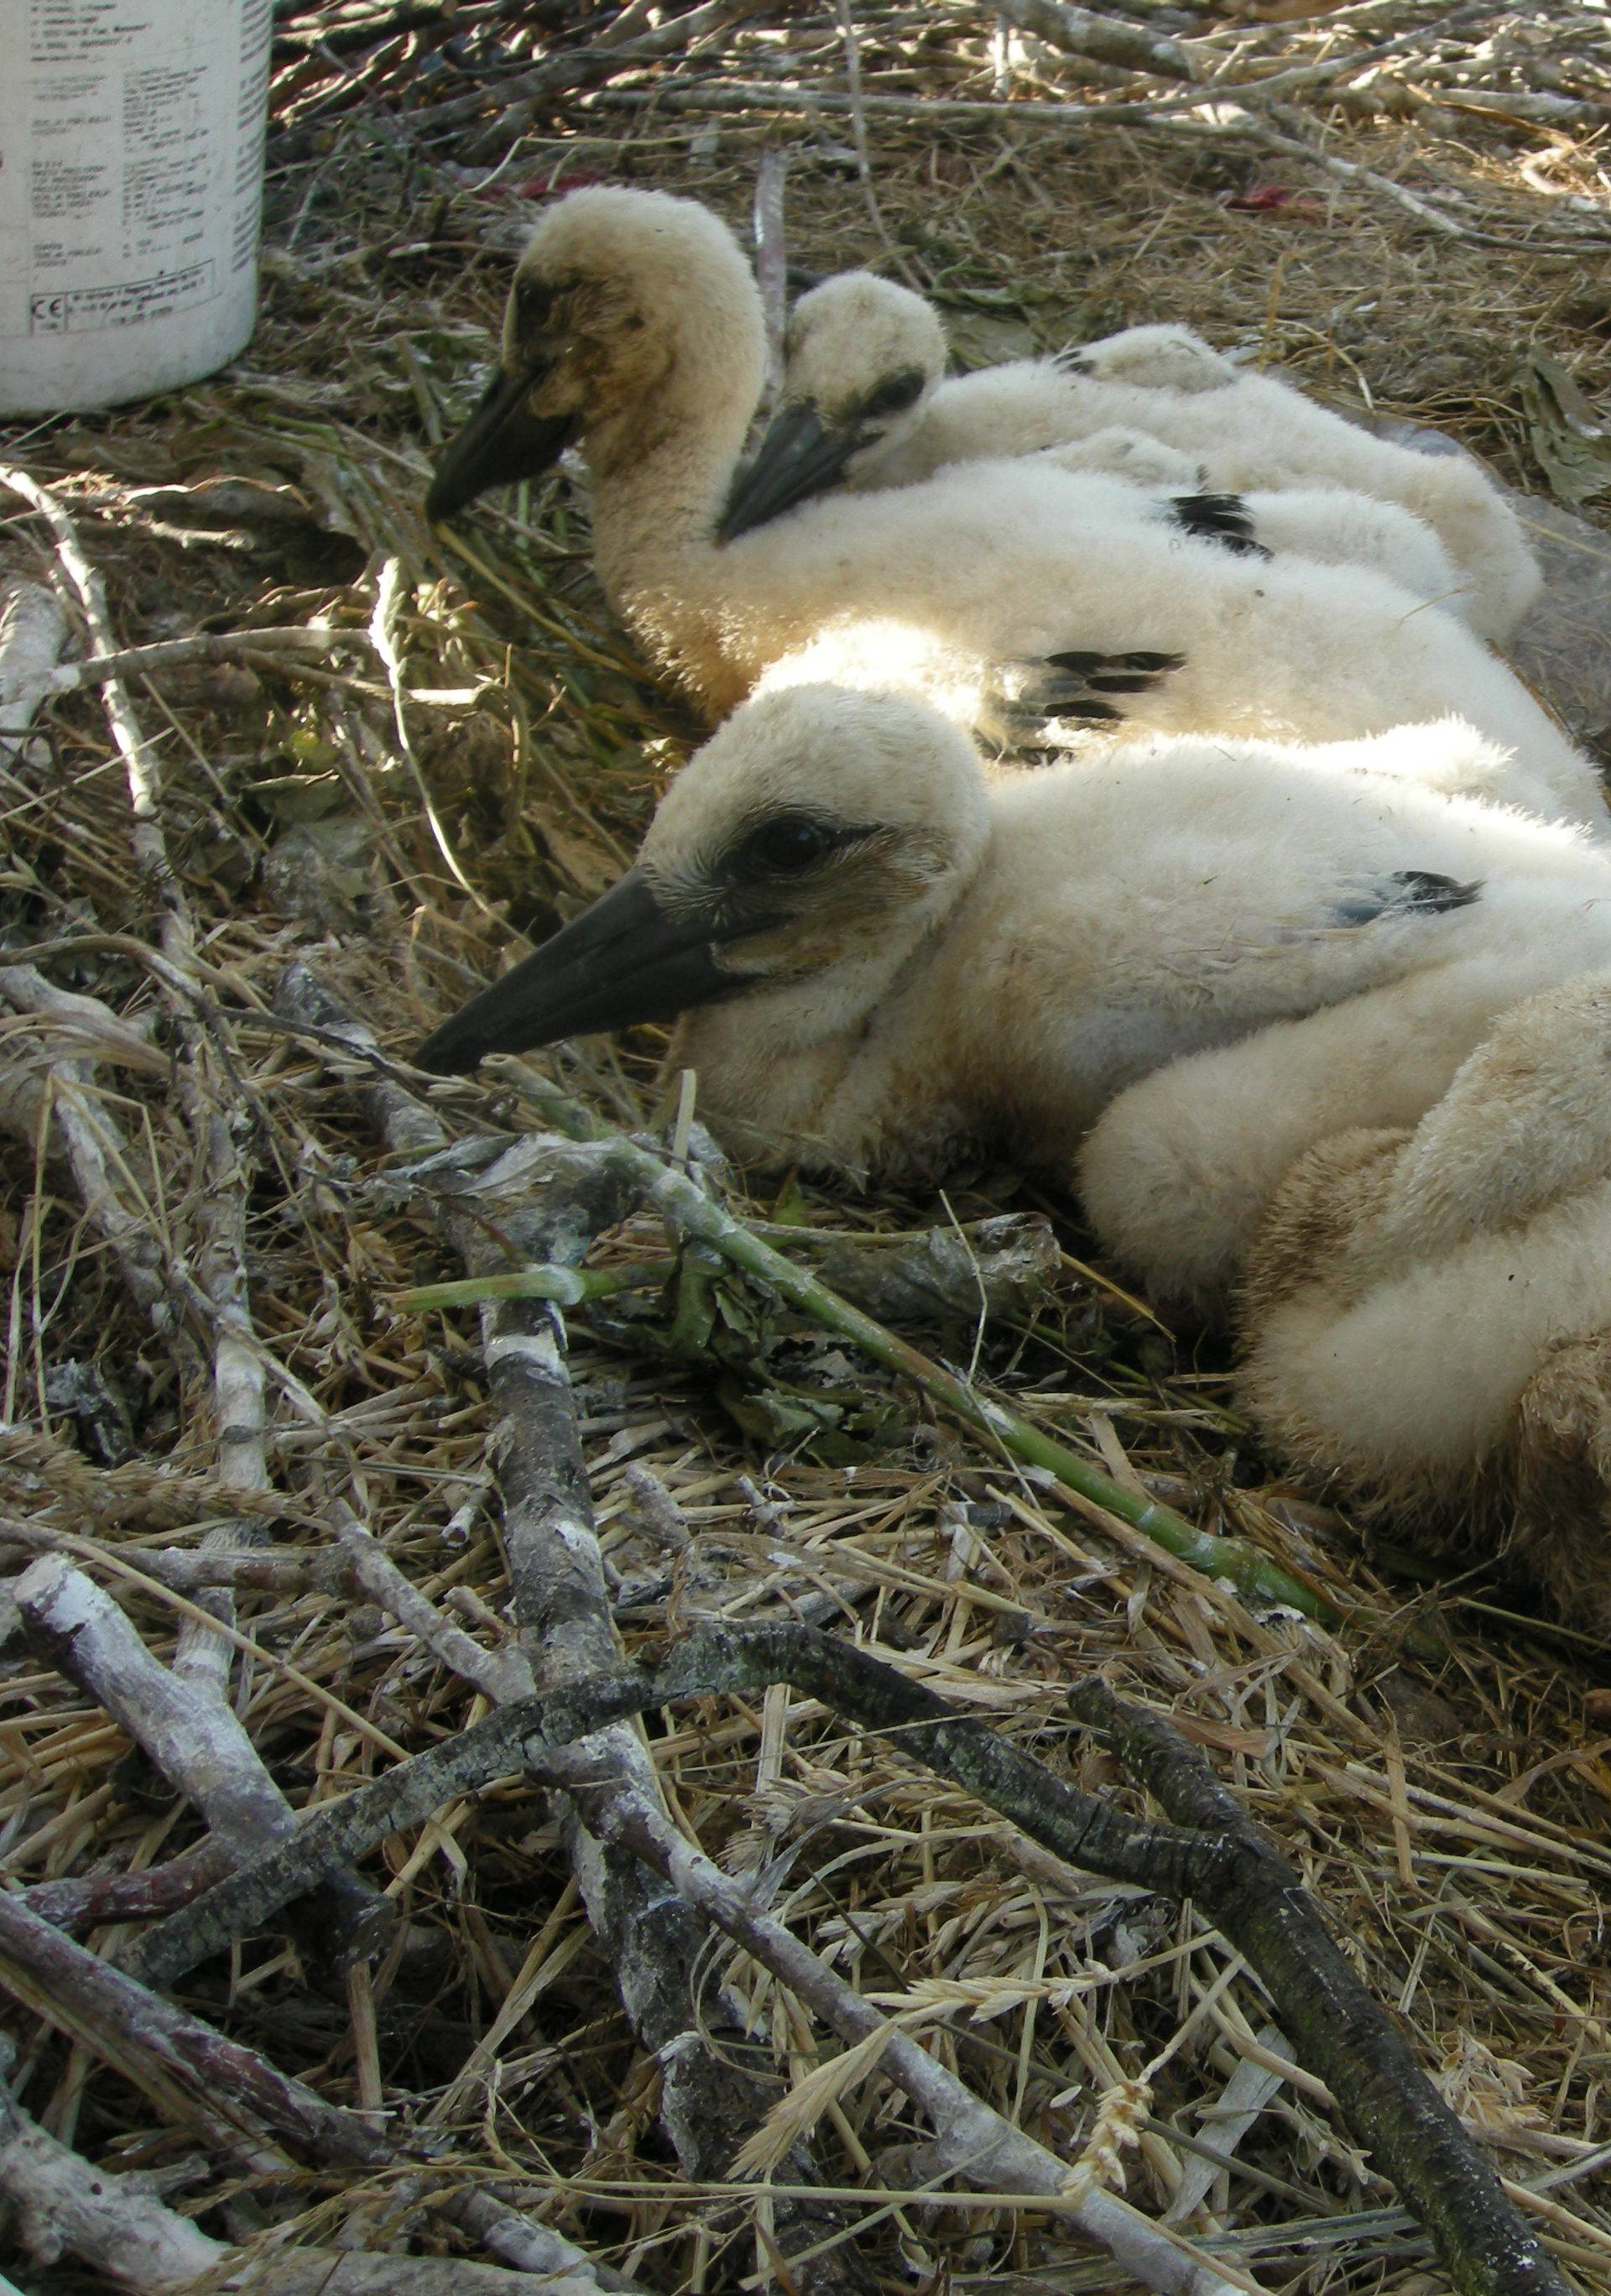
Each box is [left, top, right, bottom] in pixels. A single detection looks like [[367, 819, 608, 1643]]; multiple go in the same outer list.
[[1520, 353, 1611, 511]]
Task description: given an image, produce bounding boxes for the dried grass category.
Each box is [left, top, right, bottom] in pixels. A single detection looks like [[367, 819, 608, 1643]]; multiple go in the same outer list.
[[4, 1, 1611, 2288]]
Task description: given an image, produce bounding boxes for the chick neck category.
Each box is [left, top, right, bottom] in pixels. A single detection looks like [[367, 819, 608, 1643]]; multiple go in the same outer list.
[[581, 294, 765, 680]]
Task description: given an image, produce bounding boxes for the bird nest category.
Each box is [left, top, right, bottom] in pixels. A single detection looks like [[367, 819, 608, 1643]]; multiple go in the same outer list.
[[4, 4, 1611, 2293]]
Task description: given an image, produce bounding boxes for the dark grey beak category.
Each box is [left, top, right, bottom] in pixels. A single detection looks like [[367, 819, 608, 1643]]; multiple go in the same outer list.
[[415, 868, 763, 1073], [718, 399, 862, 542], [426, 359, 577, 520]]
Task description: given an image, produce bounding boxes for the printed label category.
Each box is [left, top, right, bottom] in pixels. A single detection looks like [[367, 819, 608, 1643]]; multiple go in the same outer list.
[[29, 258, 215, 332]]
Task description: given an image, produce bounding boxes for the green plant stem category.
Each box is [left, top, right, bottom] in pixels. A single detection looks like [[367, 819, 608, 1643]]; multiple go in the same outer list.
[[396, 1260, 667, 1311], [480, 1072, 1356, 1633]]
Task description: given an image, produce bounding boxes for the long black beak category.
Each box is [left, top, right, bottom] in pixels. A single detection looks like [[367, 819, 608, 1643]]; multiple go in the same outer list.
[[415, 868, 762, 1073], [426, 359, 577, 520], [718, 399, 862, 542]]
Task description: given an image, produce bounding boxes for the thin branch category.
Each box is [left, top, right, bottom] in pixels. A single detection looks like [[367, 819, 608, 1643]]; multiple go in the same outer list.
[[456, 0, 769, 159], [0, 1893, 640, 2294], [275, 966, 875, 2296], [572, 84, 1611, 249], [0, 2065, 624, 2296], [16, 1554, 392, 1975], [753, 149, 790, 405], [128, 1621, 1568, 2296], [0, 472, 390, 1974], [832, 0, 921, 288], [993, 0, 1197, 81], [0, 576, 68, 768], [1068, 1679, 1568, 2296], [41, 624, 371, 694], [329, 1499, 535, 1705]]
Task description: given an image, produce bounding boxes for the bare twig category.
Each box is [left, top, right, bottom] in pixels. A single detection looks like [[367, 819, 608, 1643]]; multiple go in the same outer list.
[[329, 1499, 535, 1704], [0, 967, 179, 1336], [993, 0, 1197, 81], [571, 1755, 1246, 2296], [16, 1554, 391, 1975], [0, 1893, 640, 2295], [574, 83, 1611, 248], [753, 149, 790, 405], [452, 0, 769, 159], [1068, 1678, 1571, 2296], [0, 469, 390, 1974], [0, 466, 185, 929], [275, 964, 876, 2296], [17, 1553, 309, 1860], [128, 1622, 1567, 2296], [41, 624, 371, 695], [0, 2066, 627, 2296], [832, 0, 920, 286], [0, 2069, 221, 2289], [0, 576, 68, 768]]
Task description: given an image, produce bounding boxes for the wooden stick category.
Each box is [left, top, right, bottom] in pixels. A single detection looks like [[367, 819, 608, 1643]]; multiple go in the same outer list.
[[0, 1893, 640, 2294], [17, 1555, 303, 1860], [129, 1621, 1567, 2296], [0, 2070, 221, 2288], [41, 624, 370, 694], [329, 1500, 535, 1704], [832, 0, 920, 285], [1069, 1678, 1569, 2296], [275, 966, 874, 2296], [0, 967, 180, 1337], [17, 1555, 392, 1976], [0, 576, 68, 768], [0, 471, 390, 1975], [576, 83, 1611, 248], [0, 2066, 625, 2296], [993, 0, 1197, 81], [753, 149, 790, 404], [567, 1751, 1247, 2296], [456, 0, 769, 159]]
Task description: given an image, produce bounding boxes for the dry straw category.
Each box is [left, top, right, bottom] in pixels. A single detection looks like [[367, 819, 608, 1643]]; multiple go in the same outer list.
[[2, 1, 1611, 2290]]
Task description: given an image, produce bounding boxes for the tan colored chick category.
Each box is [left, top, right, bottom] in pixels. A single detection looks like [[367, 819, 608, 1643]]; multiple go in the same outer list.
[[1234, 975, 1611, 1631]]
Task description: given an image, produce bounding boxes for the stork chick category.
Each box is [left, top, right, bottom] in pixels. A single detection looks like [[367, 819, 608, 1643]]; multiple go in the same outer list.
[[416, 685, 1611, 1214], [728, 270, 1541, 646], [415, 685, 1611, 1627], [425, 188, 1595, 826], [1235, 973, 1611, 1632]]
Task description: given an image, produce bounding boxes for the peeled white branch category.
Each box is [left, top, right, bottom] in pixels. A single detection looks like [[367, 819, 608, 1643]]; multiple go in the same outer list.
[[0, 1890, 639, 2292], [16, 1554, 390, 1972], [0, 2074, 628, 2296], [0, 575, 69, 769], [17, 1554, 310, 1859], [575, 1759, 1244, 2296]]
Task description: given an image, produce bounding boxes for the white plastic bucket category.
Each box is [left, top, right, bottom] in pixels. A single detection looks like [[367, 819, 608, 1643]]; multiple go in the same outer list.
[[0, 0, 273, 415]]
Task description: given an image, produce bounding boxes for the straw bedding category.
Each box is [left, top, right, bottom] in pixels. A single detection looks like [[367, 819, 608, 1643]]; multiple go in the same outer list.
[[3, 3, 1611, 2289]]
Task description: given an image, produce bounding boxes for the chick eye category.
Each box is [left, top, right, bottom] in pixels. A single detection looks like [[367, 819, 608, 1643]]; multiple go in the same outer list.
[[735, 813, 843, 875], [861, 368, 925, 420], [514, 275, 557, 333]]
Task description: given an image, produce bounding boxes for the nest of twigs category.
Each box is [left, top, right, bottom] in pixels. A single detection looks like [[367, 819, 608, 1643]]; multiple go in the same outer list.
[[4, 4, 1611, 2293]]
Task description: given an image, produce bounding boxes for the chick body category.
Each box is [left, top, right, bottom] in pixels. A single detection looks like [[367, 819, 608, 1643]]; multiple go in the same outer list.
[[425, 189, 1595, 825], [415, 682, 1611, 1624], [1235, 976, 1611, 1630], [779, 274, 1541, 644]]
